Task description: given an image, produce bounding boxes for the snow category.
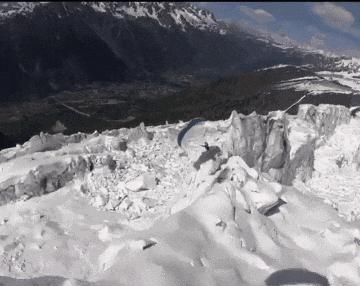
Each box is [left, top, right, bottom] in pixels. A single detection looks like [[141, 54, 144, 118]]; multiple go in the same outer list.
[[258, 64, 292, 71], [306, 117, 360, 221], [259, 57, 360, 96], [283, 76, 319, 82], [1, 104, 360, 285], [0, 2, 224, 34], [317, 70, 360, 93], [276, 77, 354, 95], [91, 3, 107, 13]]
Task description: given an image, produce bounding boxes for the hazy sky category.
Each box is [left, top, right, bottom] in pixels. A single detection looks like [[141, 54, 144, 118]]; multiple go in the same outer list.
[[196, 2, 360, 57]]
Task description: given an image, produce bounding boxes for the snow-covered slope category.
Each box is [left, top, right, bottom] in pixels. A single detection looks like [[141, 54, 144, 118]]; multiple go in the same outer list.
[[260, 61, 360, 96], [1, 104, 360, 285], [0, 2, 40, 18]]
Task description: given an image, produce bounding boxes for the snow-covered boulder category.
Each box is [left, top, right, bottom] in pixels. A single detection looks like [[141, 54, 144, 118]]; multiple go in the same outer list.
[[125, 173, 157, 192], [352, 144, 360, 170], [128, 122, 153, 144], [0, 155, 89, 205], [101, 155, 117, 171], [241, 178, 280, 214], [226, 156, 259, 180], [223, 110, 289, 182], [51, 120, 67, 133]]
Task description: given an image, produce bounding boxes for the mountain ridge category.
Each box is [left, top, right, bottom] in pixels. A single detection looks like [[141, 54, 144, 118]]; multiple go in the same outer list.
[[0, 1, 351, 101]]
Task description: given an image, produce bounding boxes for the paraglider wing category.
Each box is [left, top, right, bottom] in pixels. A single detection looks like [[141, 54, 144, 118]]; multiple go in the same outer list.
[[177, 117, 206, 147]]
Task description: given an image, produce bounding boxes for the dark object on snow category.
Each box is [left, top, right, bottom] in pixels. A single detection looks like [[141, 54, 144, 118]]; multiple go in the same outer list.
[[263, 199, 287, 217], [193, 145, 221, 170], [354, 237, 360, 246], [103, 155, 116, 171], [177, 117, 206, 147], [351, 106, 360, 117], [200, 142, 210, 151], [108, 159, 117, 172], [335, 154, 347, 168], [265, 268, 330, 286], [142, 239, 157, 250], [119, 140, 127, 151], [89, 160, 94, 172]]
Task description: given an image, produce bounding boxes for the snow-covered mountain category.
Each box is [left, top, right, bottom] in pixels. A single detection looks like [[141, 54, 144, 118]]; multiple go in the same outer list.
[[86, 2, 224, 33], [0, 1, 349, 101], [0, 2, 225, 33]]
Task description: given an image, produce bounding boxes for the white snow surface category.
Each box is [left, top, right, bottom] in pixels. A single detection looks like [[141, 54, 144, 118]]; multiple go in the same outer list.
[[305, 117, 360, 221], [276, 74, 357, 95], [257, 64, 292, 72], [1, 105, 360, 285]]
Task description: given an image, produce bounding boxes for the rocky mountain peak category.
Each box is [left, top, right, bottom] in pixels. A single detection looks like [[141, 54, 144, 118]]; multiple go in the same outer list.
[[0, 2, 225, 33]]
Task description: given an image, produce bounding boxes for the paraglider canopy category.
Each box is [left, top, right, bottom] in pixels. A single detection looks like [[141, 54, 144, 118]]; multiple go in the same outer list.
[[177, 117, 206, 147], [177, 117, 209, 161]]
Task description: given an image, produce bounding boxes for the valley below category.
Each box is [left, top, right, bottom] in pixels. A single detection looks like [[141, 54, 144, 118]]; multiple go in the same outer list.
[[2, 63, 360, 151]]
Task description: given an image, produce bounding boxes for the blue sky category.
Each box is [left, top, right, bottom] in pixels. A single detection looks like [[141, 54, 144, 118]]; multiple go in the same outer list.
[[195, 2, 360, 57]]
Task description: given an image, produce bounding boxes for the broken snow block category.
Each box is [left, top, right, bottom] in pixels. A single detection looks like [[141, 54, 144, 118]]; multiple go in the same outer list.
[[242, 179, 279, 214], [125, 173, 157, 192], [352, 145, 360, 171], [128, 122, 153, 143], [223, 111, 266, 167], [118, 140, 128, 151], [262, 117, 289, 172], [227, 156, 259, 180], [93, 193, 109, 208], [106, 137, 127, 152]]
